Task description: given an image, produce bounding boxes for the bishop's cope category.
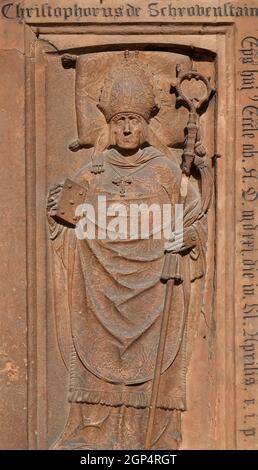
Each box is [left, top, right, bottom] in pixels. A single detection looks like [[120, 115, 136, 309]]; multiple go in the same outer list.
[[46, 55, 209, 450]]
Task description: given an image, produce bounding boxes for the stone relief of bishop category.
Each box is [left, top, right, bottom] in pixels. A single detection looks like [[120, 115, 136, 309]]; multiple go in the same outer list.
[[46, 51, 213, 450]]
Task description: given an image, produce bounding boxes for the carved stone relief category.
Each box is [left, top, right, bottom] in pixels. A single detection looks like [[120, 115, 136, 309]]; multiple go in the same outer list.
[[2, 1, 257, 451], [46, 49, 215, 450]]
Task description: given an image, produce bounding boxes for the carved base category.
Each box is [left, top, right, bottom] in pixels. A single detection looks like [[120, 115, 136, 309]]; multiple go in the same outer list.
[[51, 404, 181, 450]]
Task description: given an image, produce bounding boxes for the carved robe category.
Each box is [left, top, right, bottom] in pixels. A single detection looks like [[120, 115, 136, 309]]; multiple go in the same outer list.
[[49, 146, 207, 449]]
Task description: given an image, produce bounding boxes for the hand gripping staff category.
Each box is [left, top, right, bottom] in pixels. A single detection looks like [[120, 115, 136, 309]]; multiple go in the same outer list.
[[145, 64, 214, 450]]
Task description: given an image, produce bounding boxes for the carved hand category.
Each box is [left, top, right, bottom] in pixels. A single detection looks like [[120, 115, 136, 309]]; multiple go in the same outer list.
[[164, 226, 198, 253], [194, 140, 207, 158], [46, 182, 64, 219]]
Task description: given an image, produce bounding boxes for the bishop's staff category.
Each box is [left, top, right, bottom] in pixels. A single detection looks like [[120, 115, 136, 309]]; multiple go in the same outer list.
[[145, 65, 214, 450]]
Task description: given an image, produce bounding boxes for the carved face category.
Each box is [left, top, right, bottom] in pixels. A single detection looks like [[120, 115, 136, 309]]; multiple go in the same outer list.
[[110, 113, 146, 150]]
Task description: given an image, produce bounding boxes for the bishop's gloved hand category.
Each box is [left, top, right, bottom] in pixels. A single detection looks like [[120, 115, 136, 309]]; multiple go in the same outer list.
[[164, 226, 198, 253], [46, 182, 64, 219]]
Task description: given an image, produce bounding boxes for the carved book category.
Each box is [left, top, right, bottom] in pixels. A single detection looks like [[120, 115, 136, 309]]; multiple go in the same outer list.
[[1, 0, 258, 451]]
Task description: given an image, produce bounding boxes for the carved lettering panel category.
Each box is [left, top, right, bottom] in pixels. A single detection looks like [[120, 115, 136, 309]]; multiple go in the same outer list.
[[0, 0, 257, 450]]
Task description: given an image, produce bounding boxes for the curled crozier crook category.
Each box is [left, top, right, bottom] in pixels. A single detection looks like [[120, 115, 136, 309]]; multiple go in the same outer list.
[[175, 65, 215, 211]]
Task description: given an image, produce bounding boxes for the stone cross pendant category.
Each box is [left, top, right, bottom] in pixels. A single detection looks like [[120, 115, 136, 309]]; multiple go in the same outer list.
[[112, 177, 132, 197]]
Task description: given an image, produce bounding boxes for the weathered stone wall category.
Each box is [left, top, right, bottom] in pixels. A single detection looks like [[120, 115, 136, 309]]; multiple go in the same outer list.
[[0, 0, 257, 449]]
